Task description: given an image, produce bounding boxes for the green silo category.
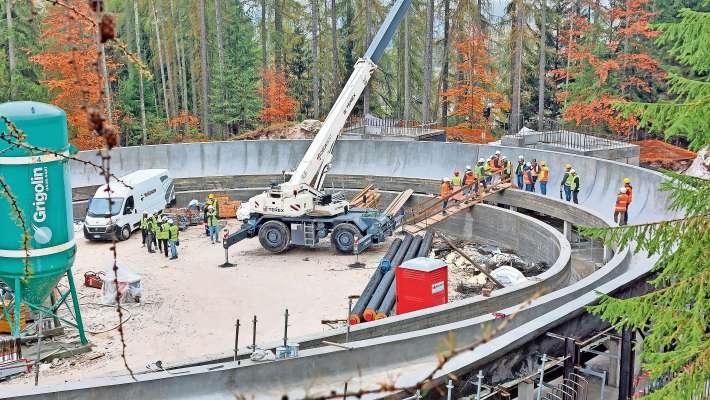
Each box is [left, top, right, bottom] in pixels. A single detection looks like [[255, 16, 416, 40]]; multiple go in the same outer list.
[[0, 101, 85, 342]]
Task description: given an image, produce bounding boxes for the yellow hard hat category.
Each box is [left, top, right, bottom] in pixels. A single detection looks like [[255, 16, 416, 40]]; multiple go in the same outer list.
[[623, 178, 631, 184], [565, 164, 572, 169], [208, 194, 215, 199], [540, 160, 546, 166]]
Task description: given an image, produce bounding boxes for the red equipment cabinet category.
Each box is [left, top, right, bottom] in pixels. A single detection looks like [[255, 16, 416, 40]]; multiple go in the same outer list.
[[396, 257, 448, 315]]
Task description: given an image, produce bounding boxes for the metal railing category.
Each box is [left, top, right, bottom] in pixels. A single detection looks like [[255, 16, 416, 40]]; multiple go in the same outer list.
[[343, 116, 441, 139], [535, 119, 634, 151]]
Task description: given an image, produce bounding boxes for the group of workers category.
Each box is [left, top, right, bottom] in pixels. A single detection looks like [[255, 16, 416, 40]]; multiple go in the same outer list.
[[203, 194, 221, 244], [440, 152, 634, 226], [139, 211, 180, 260]]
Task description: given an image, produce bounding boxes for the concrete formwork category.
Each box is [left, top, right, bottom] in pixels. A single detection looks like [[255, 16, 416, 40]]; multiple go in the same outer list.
[[3, 140, 676, 399]]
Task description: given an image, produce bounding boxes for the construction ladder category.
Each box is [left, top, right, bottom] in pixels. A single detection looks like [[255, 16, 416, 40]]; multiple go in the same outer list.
[[303, 221, 316, 247]]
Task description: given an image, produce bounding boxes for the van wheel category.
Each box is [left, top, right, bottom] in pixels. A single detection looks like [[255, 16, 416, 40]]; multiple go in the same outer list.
[[119, 225, 131, 241], [331, 223, 361, 254], [258, 221, 290, 253]]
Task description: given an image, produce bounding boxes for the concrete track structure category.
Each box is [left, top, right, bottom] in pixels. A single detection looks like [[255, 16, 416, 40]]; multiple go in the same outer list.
[[4, 140, 677, 399]]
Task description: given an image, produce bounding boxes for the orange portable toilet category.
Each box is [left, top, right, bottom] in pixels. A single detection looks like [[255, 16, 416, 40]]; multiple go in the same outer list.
[[396, 257, 448, 315]]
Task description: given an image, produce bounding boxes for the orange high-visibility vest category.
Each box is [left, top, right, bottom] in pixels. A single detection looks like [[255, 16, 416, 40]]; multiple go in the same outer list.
[[523, 170, 532, 185], [540, 167, 549, 182], [463, 172, 476, 186], [615, 193, 629, 212], [625, 184, 633, 204], [441, 182, 452, 198]]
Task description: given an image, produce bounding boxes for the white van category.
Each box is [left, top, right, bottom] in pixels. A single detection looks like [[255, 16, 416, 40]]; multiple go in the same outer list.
[[83, 169, 176, 241]]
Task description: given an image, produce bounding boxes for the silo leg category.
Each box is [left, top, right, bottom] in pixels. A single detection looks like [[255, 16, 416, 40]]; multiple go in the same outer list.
[[66, 272, 88, 345]]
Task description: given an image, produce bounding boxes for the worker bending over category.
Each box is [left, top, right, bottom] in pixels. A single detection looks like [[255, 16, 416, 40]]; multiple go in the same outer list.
[[538, 160, 549, 195], [501, 156, 511, 181], [623, 178, 633, 224], [561, 164, 573, 201], [168, 219, 179, 260], [614, 187, 629, 226], [440, 177, 453, 214]]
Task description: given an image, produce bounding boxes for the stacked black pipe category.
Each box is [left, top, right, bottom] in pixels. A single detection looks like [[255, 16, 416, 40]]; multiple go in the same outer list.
[[349, 238, 402, 324], [349, 229, 434, 324]]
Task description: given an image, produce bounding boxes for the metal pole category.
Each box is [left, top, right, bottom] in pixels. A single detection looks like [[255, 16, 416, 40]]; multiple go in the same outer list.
[[283, 309, 289, 347], [251, 315, 257, 352], [234, 319, 240, 363], [536, 353, 549, 400], [446, 379, 455, 400], [346, 296, 356, 343], [343, 382, 348, 399], [34, 312, 43, 386], [475, 370, 484, 400]]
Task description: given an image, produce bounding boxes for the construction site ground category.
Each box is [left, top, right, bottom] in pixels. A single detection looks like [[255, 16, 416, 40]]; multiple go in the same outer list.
[[3, 221, 388, 387]]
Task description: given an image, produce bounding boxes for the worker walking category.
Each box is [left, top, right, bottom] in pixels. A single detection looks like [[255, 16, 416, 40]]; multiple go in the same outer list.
[[207, 205, 220, 244], [463, 166, 476, 196], [539, 160, 549, 195], [561, 164, 573, 201], [523, 164, 534, 192], [168, 219, 179, 260], [440, 177, 452, 214], [157, 217, 170, 257], [614, 187, 629, 226], [204, 194, 220, 236], [569, 169, 581, 204], [623, 178, 633, 224], [474, 158, 488, 192], [140, 212, 149, 247], [515, 156, 525, 189]]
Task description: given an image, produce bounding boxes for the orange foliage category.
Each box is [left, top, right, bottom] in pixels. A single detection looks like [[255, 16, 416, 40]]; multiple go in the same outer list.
[[552, 0, 663, 136], [30, 1, 114, 150], [168, 111, 200, 129], [259, 68, 297, 123], [444, 127, 497, 144], [440, 25, 508, 133]]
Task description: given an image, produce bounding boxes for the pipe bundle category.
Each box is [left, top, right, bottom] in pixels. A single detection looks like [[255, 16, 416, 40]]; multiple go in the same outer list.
[[350, 230, 434, 324]]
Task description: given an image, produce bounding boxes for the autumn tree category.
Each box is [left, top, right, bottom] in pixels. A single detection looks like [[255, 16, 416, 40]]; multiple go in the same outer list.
[[259, 68, 297, 123], [30, 1, 112, 150], [440, 25, 508, 142], [553, 0, 664, 135]]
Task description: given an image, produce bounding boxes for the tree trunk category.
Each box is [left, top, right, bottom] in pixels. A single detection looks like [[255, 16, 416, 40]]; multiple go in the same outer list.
[[198, 0, 211, 136], [274, 0, 284, 72], [330, 0, 340, 101], [441, 0, 450, 126], [100, 45, 113, 122], [169, 0, 188, 117], [190, 44, 199, 116], [362, 0, 372, 117], [152, 0, 171, 123], [5, 0, 15, 99], [133, 0, 148, 144], [157, 1, 177, 119], [403, 16, 411, 121], [215, 0, 226, 136], [422, 0, 434, 123], [310, 0, 320, 118], [537, 0, 546, 131], [510, 0, 523, 134]]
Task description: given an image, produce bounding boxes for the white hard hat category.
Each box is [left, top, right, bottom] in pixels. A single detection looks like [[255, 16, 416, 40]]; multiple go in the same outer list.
[[168, 219, 174, 224], [502, 155, 507, 160], [161, 216, 167, 222], [443, 177, 451, 182], [570, 169, 576, 173], [495, 150, 501, 155], [518, 155, 524, 160], [465, 165, 471, 170], [525, 162, 531, 167], [478, 158, 485, 163], [619, 187, 627, 193]]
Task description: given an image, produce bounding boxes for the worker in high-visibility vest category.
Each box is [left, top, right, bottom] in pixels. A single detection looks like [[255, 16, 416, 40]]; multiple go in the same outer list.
[[539, 160, 550, 195], [561, 164, 573, 201], [140, 212, 149, 247], [484, 156, 494, 185], [614, 187, 629, 226], [168, 219, 179, 260], [463, 166, 476, 196], [156, 216, 170, 257], [501, 156, 511, 180], [474, 158, 488, 193], [623, 178, 633, 225], [207, 205, 220, 244], [515, 156, 525, 189], [523, 163, 534, 192], [440, 177, 453, 213], [568, 169, 581, 204], [530, 159, 541, 192], [451, 170, 462, 189], [146, 213, 157, 253]]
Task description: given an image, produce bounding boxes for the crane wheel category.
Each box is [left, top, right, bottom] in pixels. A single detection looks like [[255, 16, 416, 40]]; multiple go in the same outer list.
[[258, 220, 291, 253], [331, 223, 361, 254]]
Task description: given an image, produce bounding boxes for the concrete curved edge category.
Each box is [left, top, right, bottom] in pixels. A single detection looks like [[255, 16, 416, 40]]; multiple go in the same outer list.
[[9, 140, 672, 399]]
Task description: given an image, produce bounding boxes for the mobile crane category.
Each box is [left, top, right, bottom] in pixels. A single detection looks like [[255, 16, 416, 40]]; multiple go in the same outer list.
[[223, 0, 412, 255]]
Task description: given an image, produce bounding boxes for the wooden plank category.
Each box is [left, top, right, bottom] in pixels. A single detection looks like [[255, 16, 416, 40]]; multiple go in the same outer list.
[[349, 184, 375, 206], [384, 189, 414, 216]]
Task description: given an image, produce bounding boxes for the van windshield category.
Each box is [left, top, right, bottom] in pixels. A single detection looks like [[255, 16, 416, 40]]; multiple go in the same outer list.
[[88, 197, 124, 217]]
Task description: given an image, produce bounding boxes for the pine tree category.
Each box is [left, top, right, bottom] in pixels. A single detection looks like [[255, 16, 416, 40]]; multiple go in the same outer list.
[[581, 8, 710, 399]]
